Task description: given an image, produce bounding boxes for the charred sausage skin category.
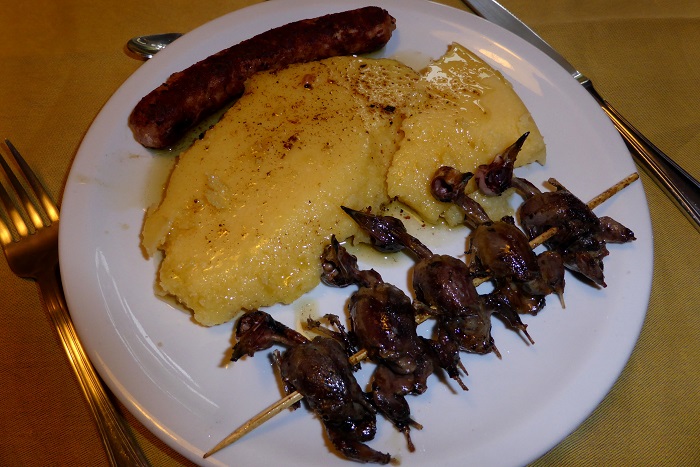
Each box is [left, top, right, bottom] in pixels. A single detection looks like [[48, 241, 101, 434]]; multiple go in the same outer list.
[[128, 7, 397, 148]]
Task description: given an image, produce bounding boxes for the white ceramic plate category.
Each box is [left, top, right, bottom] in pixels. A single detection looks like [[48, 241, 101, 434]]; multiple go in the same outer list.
[[59, 0, 653, 465]]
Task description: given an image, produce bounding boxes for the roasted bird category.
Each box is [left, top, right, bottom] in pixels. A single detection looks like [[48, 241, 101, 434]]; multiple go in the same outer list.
[[431, 140, 565, 342], [320, 237, 434, 451], [231, 310, 391, 464], [472, 133, 635, 287], [342, 206, 495, 384]]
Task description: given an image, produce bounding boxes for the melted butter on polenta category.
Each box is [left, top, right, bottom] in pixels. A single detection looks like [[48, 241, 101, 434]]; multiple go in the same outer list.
[[141, 44, 546, 326], [387, 43, 545, 226]]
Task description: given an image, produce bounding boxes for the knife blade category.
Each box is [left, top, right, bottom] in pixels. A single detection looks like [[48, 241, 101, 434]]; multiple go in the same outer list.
[[462, 0, 700, 233]]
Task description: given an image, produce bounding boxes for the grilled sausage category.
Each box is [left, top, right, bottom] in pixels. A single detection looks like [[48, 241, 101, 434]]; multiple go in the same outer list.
[[128, 6, 397, 148]]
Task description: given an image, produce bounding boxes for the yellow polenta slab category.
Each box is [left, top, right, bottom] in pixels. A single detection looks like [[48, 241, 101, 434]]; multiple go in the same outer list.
[[141, 44, 546, 326], [387, 43, 546, 225], [141, 56, 425, 326]]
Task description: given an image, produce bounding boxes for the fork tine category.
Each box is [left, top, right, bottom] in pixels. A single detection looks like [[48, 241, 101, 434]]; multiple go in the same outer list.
[[0, 140, 56, 235], [4, 140, 59, 223], [0, 179, 25, 244], [1, 171, 38, 236], [0, 145, 42, 233]]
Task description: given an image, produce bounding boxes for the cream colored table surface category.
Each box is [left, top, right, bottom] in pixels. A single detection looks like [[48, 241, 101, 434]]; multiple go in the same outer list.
[[1, 1, 698, 465]]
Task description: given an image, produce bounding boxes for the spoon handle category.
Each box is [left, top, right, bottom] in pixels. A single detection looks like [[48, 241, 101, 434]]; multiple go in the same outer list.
[[126, 33, 183, 60]]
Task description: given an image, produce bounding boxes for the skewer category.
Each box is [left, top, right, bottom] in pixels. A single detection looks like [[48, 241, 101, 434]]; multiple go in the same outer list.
[[203, 172, 639, 459], [585, 172, 639, 210], [203, 391, 303, 458]]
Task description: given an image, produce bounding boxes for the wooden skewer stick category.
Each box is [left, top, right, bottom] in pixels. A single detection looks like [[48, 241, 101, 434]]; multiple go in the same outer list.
[[203, 391, 303, 458], [586, 172, 639, 210], [203, 172, 639, 459]]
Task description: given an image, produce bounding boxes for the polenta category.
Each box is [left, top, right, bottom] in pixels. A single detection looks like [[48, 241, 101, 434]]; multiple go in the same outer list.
[[142, 56, 426, 326], [141, 44, 546, 326], [387, 43, 546, 226]]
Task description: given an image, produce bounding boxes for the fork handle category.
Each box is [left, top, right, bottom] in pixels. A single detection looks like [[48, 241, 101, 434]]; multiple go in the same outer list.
[[37, 267, 150, 466], [583, 82, 700, 233]]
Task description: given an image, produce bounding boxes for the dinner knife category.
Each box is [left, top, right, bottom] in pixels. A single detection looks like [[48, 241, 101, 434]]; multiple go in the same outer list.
[[461, 0, 700, 233]]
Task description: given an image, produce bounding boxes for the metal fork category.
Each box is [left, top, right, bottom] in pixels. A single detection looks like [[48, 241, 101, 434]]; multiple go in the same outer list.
[[0, 140, 149, 466]]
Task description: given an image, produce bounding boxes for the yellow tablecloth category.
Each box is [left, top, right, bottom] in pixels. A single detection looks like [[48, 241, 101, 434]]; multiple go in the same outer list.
[[1, 0, 698, 465]]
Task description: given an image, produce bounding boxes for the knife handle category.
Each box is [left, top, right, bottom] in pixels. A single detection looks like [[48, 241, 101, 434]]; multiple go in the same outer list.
[[583, 82, 700, 233]]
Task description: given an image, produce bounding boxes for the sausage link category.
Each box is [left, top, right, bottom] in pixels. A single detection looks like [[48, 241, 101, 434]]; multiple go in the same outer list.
[[128, 7, 396, 148]]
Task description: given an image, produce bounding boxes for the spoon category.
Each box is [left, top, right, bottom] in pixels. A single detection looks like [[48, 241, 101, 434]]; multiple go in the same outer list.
[[126, 33, 183, 60]]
